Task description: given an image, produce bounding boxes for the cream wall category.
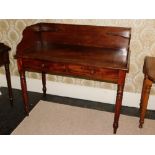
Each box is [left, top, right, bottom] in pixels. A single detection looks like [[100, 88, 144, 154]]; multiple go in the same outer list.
[[0, 19, 155, 95]]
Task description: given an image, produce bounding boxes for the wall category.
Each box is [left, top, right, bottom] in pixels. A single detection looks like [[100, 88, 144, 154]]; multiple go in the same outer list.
[[0, 19, 155, 108]]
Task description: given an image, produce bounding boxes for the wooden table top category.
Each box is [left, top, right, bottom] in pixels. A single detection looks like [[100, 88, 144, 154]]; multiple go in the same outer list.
[[17, 43, 129, 71]]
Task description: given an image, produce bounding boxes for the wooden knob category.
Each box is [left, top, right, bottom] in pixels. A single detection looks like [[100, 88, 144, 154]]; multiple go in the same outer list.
[[90, 69, 95, 74], [42, 64, 45, 68]]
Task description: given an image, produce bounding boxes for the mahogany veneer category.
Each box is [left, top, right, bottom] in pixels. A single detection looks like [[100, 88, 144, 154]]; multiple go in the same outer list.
[[15, 23, 131, 134]]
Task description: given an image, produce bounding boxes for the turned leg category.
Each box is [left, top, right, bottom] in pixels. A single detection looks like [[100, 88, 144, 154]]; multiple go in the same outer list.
[[4, 63, 13, 106], [139, 75, 147, 112], [113, 84, 124, 134], [42, 72, 46, 97], [139, 77, 152, 128], [17, 59, 29, 115], [19, 70, 29, 115], [113, 71, 126, 134]]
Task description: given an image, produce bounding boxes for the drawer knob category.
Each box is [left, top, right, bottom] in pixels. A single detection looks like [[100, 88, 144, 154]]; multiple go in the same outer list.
[[90, 69, 95, 74], [42, 64, 45, 67]]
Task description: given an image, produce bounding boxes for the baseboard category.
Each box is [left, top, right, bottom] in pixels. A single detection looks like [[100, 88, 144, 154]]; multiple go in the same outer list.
[[1, 74, 155, 110]]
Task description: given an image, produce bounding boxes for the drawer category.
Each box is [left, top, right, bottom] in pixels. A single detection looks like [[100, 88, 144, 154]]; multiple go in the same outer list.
[[23, 59, 45, 72], [48, 63, 66, 72], [67, 65, 96, 76], [67, 64, 119, 82], [23, 59, 66, 73]]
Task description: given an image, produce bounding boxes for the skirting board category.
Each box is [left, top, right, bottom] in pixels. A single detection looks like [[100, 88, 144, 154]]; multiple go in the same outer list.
[[0, 74, 155, 110]]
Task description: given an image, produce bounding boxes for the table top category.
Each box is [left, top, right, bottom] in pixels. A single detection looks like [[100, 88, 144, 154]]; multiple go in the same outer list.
[[19, 43, 129, 71]]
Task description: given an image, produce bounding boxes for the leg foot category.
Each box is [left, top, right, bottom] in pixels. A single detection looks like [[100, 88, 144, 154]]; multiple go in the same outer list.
[[113, 122, 118, 134], [10, 98, 13, 107], [139, 123, 143, 128]]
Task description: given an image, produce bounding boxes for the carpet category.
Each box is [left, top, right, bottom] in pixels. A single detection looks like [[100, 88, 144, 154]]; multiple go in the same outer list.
[[11, 100, 155, 135]]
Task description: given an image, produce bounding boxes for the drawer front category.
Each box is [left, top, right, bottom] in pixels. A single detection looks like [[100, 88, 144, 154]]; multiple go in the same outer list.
[[67, 64, 119, 82], [22, 59, 119, 83], [23, 59, 66, 73], [23, 59, 44, 72]]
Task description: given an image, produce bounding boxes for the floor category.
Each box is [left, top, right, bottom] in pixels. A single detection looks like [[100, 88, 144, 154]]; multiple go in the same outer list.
[[0, 87, 155, 135]]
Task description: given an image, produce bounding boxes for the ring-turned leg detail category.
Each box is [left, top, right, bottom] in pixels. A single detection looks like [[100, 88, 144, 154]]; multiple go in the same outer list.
[[113, 71, 126, 134], [113, 84, 124, 134], [139, 75, 147, 112]]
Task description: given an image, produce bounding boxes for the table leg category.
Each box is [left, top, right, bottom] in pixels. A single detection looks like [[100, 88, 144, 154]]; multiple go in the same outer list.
[[139, 77, 152, 128], [42, 72, 46, 97], [4, 63, 13, 105], [19, 70, 29, 115], [139, 75, 147, 112], [113, 71, 126, 134], [17, 59, 29, 115]]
